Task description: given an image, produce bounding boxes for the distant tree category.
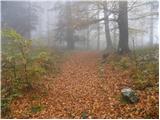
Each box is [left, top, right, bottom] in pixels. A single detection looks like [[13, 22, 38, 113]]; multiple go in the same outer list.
[[148, 1, 159, 46], [97, 4, 100, 50], [103, 1, 113, 51], [1, 1, 38, 39], [53, 1, 92, 49], [53, 1, 75, 49], [65, 1, 74, 49]]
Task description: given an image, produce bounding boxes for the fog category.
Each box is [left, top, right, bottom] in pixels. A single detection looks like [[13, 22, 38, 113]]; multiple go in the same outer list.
[[1, 0, 159, 51], [1, 0, 159, 119]]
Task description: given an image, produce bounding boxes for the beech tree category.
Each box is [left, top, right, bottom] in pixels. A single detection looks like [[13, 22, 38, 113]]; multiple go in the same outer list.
[[103, 2, 113, 51], [65, 1, 74, 49], [1, 1, 38, 39], [117, 1, 130, 54]]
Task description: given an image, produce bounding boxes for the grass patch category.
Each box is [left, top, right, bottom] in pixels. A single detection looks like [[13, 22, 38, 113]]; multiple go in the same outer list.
[[31, 94, 41, 100], [103, 45, 158, 91], [31, 104, 44, 113], [81, 111, 88, 119]]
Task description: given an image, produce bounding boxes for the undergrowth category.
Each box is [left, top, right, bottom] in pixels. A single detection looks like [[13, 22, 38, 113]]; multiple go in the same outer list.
[[1, 29, 63, 118], [104, 45, 158, 90]]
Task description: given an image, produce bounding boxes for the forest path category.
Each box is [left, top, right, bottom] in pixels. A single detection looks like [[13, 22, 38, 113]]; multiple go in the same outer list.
[[33, 51, 117, 118], [11, 51, 153, 119], [42, 51, 108, 118]]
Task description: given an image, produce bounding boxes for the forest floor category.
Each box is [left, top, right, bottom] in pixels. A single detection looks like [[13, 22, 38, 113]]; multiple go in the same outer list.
[[10, 51, 158, 119]]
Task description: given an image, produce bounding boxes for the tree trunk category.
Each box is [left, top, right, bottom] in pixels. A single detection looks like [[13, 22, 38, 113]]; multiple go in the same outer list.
[[149, 3, 154, 46], [86, 10, 90, 49], [97, 4, 100, 50], [103, 3, 113, 52], [65, 1, 74, 49], [113, 14, 117, 50], [117, 1, 130, 54], [86, 27, 90, 49]]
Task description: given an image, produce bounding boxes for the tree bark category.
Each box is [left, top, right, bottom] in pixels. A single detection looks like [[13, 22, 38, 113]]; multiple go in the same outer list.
[[86, 9, 90, 49], [97, 4, 100, 50], [149, 2, 154, 46], [118, 1, 130, 54], [103, 3, 113, 51], [65, 1, 74, 49]]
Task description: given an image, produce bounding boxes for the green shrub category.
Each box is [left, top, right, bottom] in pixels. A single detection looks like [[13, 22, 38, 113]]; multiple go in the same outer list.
[[1, 29, 60, 117], [118, 57, 131, 69], [131, 46, 158, 90], [2, 29, 49, 89]]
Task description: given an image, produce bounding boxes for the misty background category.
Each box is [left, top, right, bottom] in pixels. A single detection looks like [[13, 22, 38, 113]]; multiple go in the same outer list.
[[1, 0, 159, 50]]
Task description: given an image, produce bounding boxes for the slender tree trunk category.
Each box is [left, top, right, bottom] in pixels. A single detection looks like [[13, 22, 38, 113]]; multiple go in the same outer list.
[[117, 1, 130, 54], [97, 4, 100, 50], [141, 32, 144, 48], [47, 8, 50, 47], [150, 3, 154, 46], [97, 24, 100, 50], [113, 14, 117, 50], [86, 27, 90, 49], [27, 1, 31, 39], [103, 3, 113, 51], [86, 10, 90, 49]]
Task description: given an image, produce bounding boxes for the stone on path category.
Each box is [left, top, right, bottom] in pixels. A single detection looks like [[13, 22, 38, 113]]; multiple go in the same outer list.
[[121, 88, 139, 103]]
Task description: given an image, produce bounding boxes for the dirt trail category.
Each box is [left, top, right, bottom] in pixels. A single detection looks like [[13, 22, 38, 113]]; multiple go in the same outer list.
[[10, 51, 158, 119], [41, 51, 108, 118]]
